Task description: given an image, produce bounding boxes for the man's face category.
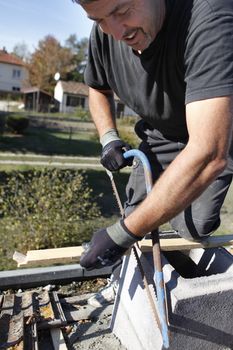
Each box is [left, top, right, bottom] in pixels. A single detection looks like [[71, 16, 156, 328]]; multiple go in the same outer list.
[[82, 0, 165, 52]]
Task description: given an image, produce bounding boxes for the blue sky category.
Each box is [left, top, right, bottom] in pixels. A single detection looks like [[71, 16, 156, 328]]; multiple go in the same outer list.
[[0, 0, 93, 53]]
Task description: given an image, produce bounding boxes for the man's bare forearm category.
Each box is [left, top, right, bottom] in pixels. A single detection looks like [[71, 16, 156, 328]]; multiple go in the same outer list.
[[124, 96, 233, 237], [124, 143, 226, 236], [89, 87, 116, 137]]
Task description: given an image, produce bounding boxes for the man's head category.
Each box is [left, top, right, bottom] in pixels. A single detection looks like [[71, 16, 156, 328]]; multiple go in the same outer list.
[[75, 0, 166, 52]]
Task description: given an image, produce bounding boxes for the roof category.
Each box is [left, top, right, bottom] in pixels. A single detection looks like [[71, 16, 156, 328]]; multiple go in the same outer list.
[[0, 49, 24, 66], [22, 87, 53, 97], [59, 80, 121, 101], [59, 81, 89, 96]]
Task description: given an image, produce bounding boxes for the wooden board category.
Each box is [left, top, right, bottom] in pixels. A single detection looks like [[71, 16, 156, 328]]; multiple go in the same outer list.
[[13, 247, 83, 267], [13, 234, 233, 267]]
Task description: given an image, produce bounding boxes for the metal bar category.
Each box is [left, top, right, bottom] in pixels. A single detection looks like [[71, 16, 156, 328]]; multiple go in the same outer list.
[[0, 264, 114, 291], [124, 149, 170, 348]]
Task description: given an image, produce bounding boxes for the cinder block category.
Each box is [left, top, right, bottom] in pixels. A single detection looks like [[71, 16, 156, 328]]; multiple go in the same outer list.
[[111, 247, 233, 350]]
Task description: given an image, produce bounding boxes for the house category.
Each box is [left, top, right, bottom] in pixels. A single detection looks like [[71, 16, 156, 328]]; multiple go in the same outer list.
[[22, 87, 59, 113], [54, 80, 138, 117], [54, 81, 89, 113], [0, 48, 28, 96]]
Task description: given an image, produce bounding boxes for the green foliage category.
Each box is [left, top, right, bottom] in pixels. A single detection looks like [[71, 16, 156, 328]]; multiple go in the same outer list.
[[64, 35, 88, 82], [89, 126, 140, 149], [28, 35, 74, 94], [117, 115, 140, 126], [0, 169, 101, 252], [118, 128, 140, 149], [74, 107, 92, 121], [6, 114, 29, 134]]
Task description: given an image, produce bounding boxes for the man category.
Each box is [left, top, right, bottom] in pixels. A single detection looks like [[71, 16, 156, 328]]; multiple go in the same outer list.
[[73, 0, 233, 270]]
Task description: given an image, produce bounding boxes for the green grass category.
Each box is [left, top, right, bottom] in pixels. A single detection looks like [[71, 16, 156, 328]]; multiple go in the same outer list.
[[0, 127, 101, 156]]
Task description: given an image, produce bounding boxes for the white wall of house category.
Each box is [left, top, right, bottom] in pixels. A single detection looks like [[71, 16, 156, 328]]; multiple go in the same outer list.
[[54, 80, 138, 116], [54, 81, 63, 104], [54, 81, 89, 113], [0, 62, 28, 93]]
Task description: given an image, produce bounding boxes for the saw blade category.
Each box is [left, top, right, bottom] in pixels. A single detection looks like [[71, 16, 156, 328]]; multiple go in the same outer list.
[[105, 169, 162, 332]]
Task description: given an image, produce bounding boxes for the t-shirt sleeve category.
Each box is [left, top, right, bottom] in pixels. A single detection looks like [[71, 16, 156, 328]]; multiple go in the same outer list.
[[84, 23, 111, 90], [184, 1, 233, 104]]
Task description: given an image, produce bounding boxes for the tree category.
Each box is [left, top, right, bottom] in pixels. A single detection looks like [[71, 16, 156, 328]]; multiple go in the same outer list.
[[64, 34, 88, 82], [12, 41, 31, 62], [27, 35, 73, 93]]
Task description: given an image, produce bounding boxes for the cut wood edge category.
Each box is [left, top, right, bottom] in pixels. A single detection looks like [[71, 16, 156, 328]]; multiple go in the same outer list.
[[13, 234, 233, 267], [13, 251, 28, 266]]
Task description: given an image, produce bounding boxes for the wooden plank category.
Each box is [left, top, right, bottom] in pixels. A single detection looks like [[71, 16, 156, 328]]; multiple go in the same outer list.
[[13, 234, 233, 267], [141, 234, 233, 252], [13, 246, 83, 267]]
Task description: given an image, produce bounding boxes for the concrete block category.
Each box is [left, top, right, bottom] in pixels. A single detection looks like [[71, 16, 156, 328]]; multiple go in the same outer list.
[[111, 247, 233, 350]]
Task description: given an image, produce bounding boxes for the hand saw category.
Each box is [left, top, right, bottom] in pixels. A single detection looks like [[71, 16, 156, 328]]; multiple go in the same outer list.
[[106, 149, 170, 349]]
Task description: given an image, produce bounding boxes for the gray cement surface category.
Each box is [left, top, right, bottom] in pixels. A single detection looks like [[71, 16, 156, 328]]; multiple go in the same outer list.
[[70, 314, 127, 350], [61, 292, 127, 350]]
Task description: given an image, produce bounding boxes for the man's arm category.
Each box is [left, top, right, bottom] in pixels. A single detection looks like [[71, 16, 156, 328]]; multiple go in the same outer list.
[[89, 86, 132, 171], [89, 86, 116, 137], [124, 96, 233, 236], [80, 96, 233, 269]]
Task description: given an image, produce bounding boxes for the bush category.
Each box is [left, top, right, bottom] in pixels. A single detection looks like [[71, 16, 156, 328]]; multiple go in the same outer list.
[[90, 128, 140, 149], [118, 128, 140, 149], [0, 168, 101, 252], [6, 113, 29, 134], [74, 107, 91, 121]]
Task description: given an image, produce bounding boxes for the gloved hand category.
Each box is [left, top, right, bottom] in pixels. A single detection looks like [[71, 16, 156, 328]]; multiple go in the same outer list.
[[80, 220, 142, 270], [100, 128, 132, 172], [101, 140, 132, 171]]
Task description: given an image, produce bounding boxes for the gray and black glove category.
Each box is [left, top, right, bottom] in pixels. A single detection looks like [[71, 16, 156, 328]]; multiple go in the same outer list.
[[80, 220, 142, 270], [100, 129, 132, 172]]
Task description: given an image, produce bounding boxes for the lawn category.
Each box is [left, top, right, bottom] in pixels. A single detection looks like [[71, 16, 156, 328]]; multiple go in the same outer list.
[[0, 126, 101, 156]]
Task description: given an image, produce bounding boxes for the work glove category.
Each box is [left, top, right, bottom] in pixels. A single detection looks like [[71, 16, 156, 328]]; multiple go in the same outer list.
[[100, 129, 132, 172], [80, 220, 142, 270]]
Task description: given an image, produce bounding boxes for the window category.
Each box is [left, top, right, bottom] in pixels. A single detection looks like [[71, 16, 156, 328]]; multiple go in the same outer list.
[[12, 86, 20, 91], [12, 69, 21, 79], [66, 95, 85, 108]]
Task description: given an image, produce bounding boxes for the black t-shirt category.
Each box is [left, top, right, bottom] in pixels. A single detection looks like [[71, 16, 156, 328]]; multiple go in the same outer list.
[[85, 0, 233, 167]]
